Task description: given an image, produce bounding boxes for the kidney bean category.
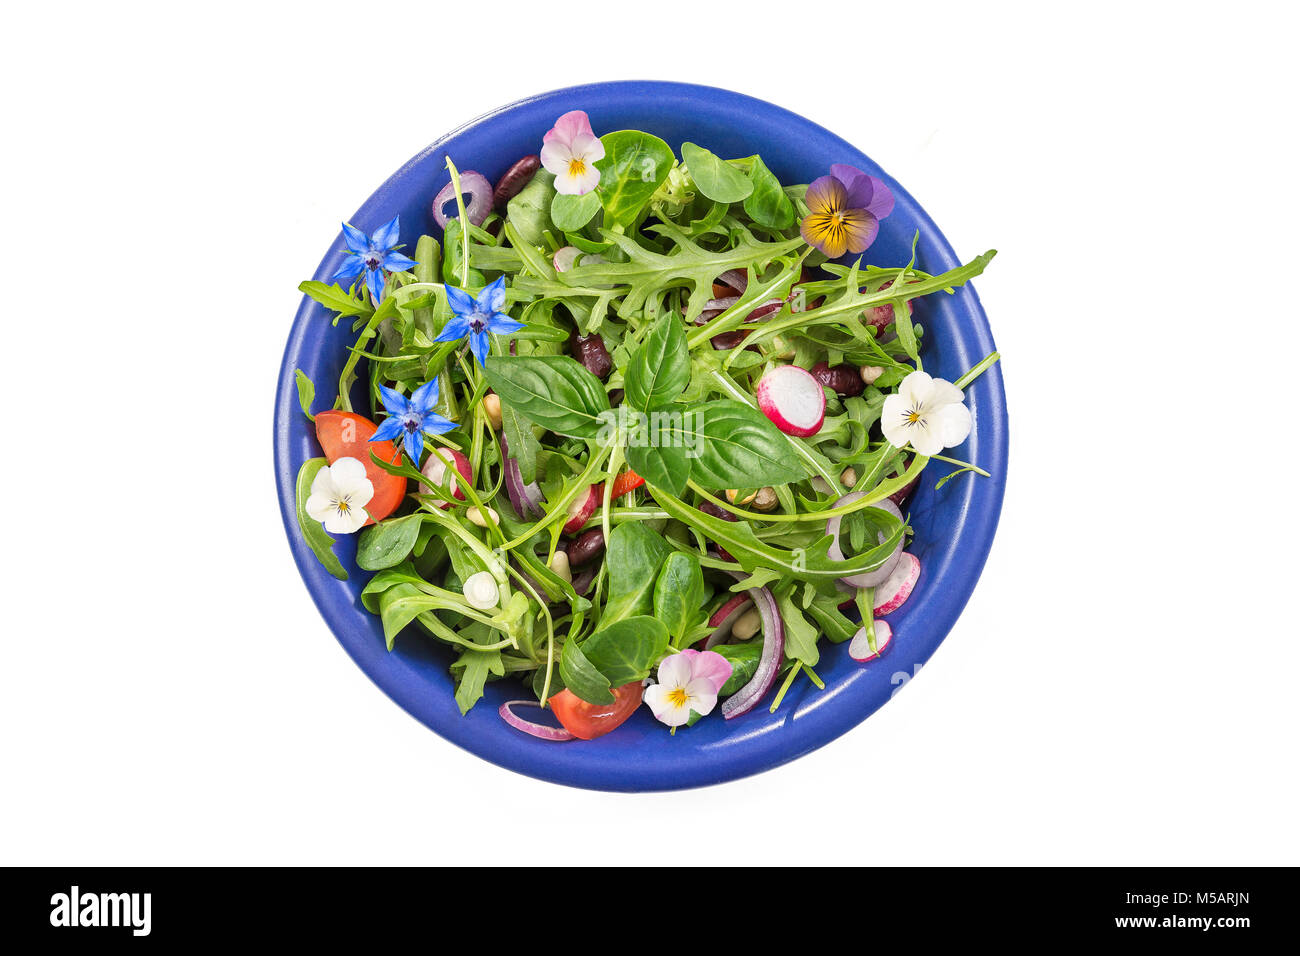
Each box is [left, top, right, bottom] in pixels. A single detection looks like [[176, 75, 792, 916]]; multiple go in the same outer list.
[[569, 329, 613, 379], [864, 278, 915, 331], [711, 329, 751, 350], [566, 528, 606, 566], [493, 155, 541, 210], [698, 500, 738, 562], [608, 388, 625, 406], [571, 567, 597, 597], [810, 361, 866, 396]]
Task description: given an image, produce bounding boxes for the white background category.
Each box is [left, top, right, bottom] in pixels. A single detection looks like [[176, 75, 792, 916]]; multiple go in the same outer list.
[[2, 1, 1297, 865]]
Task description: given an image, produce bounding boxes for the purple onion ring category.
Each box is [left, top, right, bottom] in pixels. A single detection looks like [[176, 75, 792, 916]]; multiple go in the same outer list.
[[721, 576, 785, 719], [499, 700, 574, 741], [432, 170, 492, 229], [826, 493, 905, 589]]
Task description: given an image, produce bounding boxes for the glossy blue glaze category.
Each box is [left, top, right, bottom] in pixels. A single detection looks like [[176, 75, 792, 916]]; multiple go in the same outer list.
[[273, 81, 1008, 792]]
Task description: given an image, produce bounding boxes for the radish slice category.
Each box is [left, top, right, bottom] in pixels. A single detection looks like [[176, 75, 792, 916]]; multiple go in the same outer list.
[[756, 365, 825, 437], [705, 593, 754, 649], [553, 246, 582, 272], [826, 493, 905, 589], [420, 448, 471, 508], [873, 552, 920, 616], [499, 700, 575, 741], [848, 621, 893, 662], [562, 483, 601, 534], [432, 171, 492, 229]]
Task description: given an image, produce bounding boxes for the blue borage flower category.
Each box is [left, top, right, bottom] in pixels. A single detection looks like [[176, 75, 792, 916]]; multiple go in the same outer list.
[[434, 276, 525, 367], [331, 215, 418, 304], [369, 377, 457, 464]]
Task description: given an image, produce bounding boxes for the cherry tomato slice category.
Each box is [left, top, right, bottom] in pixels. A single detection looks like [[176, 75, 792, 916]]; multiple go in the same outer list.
[[607, 469, 645, 499], [314, 409, 407, 525], [549, 681, 643, 740]]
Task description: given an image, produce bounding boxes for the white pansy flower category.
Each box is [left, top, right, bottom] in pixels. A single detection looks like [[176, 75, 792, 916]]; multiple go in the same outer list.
[[463, 571, 500, 611], [881, 370, 972, 456], [305, 456, 374, 534], [539, 110, 605, 196]]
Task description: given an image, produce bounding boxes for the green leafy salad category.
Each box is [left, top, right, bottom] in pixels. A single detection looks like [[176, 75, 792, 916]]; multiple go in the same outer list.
[[291, 107, 999, 741]]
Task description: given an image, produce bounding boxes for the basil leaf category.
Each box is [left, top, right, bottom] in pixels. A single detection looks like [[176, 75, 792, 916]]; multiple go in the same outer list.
[[595, 130, 674, 228], [500, 399, 541, 483], [295, 457, 347, 581], [294, 369, 315, 419], [686, 400, 807, 488], [483, 355, 611, 438], [625, 438, 691, 498], [580, 616, 670, 688], [624, 313, 689, 413], [356, 513, 423, 571], [551, 190, 601, 232], [602, 522, 673, 623], [653, 552, 705, 643], [560, 638, 614, 705], [743, 155, 795, 229], [681, 142, 753, 203], [711, 642, 763, 695]]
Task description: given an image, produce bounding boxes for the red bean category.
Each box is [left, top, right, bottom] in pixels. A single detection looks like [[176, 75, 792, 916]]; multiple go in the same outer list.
[[567, 528, 606, 566], [569, 329, 613, 379], [493, 155, 541, 210], [864, 278, 915, 331], [810, 361, 866, 396]]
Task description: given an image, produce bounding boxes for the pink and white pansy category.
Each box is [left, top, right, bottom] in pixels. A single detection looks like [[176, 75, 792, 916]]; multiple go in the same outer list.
[[644, 650, 733, 727], [540, 110, 605, 196]]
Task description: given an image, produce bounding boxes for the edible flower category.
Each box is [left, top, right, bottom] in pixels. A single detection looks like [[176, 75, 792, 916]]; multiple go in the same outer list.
[[434, 275, 525, 367], [305, 457, 374, 534], [644, 650, 734, 728], [800, 164, 895, 258], [881, 370, 972, 456], [370, 377, 458, 464], [331, 215, 418, 304], [540, 110, 605, 196]]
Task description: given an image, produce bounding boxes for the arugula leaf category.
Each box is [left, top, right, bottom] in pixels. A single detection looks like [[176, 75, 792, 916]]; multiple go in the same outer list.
[[451, 625, 506, 715], [356, 513, 423, 571], [653, 552, 705, 644], [743, 155, 795, 229], [685, 400, 807, 488], [294, 369, 316, 420], [776, 588, 820, 666], [295, 458, 347, 581], [602, 522, 673, 623], [298, 280, 372, 320], [551, 190, 601, 232], [483, 355, 611, 438], [580, 616, 670, 689], [681, 143, 753, 203], [560, 638, 614, 704], [594, 130, 675, 228], [624, 313, 690, 413]]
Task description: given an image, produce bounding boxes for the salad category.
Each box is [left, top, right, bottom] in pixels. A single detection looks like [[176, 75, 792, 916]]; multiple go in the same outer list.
[[291, 109, 999, 742]]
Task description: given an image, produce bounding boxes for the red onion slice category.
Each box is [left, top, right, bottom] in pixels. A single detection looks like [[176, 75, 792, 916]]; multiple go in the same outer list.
[[826, 493, 905, 589], [499, 700, 575, 741], [704, 593, 754, 649], [432, 170, 492, 229], [721, 577, 785, 719], [716, 269, 748, 295], [499, 433, 545, 519]]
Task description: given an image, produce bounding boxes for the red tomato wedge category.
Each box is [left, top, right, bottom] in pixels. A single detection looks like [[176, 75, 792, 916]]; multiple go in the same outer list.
[[549, 682, 643, 740], [314, 409, 407, 526], [607, 469, 645, 499]]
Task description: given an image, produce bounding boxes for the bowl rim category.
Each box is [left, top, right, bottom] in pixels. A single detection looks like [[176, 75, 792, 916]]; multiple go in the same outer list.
[[273, 80, 1008, 791]]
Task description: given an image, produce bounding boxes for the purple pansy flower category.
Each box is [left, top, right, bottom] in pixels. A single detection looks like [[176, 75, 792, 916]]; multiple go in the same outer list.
[[800, 164, 895, 259], [331, 215, 418, 304]]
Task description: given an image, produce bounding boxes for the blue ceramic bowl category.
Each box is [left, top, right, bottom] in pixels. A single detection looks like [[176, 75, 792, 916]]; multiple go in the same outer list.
[[274, 81, 1007, 792]]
